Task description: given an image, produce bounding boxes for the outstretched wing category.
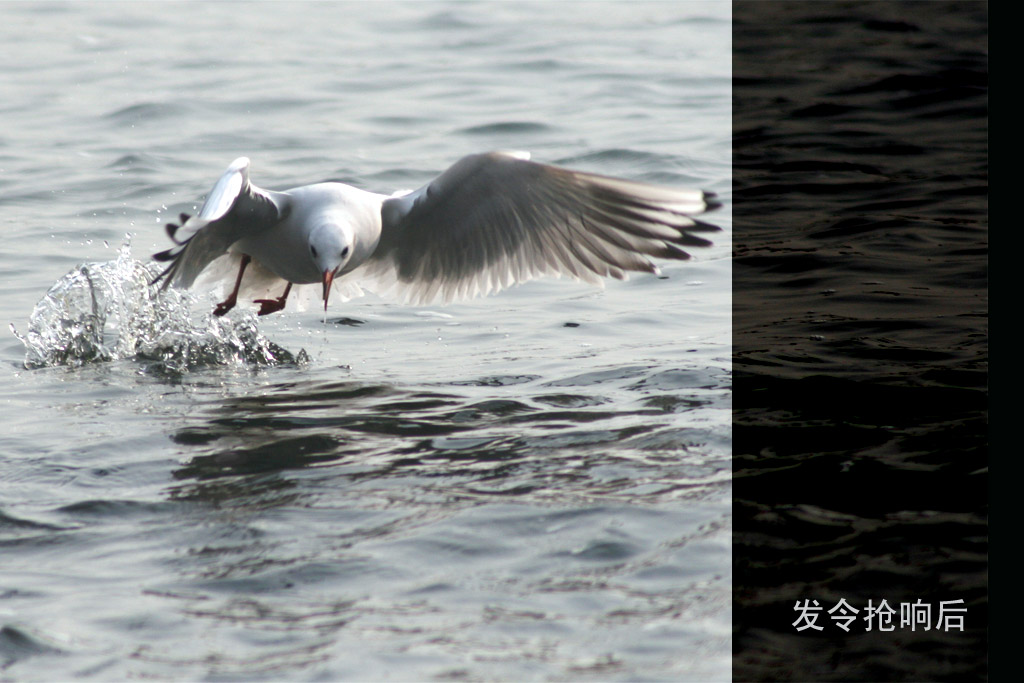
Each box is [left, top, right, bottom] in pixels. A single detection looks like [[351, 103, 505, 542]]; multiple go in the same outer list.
[[152, 157, 287, 289], [366, 151, 721, 304]]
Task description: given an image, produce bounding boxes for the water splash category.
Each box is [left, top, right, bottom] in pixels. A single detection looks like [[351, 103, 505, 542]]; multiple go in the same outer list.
[[12, 244, 306, 373]]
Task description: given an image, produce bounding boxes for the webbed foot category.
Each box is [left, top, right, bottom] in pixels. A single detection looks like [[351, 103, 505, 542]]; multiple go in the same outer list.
[[254, 297, 287, 316]]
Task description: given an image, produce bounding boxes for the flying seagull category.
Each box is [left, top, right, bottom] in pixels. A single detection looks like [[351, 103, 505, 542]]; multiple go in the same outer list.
[[152, 152, 721, 316]]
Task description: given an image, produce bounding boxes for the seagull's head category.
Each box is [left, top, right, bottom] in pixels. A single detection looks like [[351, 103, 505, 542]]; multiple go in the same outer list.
[[309, 223, 353, 311]]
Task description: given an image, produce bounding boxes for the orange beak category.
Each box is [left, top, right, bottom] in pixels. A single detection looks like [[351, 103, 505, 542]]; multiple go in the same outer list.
[[322, 269, 335, 311]]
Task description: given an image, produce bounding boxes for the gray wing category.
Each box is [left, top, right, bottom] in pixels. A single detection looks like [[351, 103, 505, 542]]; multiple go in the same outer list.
[[152, 157, 287, 289], [368, 151, 721, 304]]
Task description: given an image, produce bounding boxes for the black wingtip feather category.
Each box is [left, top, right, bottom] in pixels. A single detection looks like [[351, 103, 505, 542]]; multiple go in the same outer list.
[[148, 262, 174, 287], [644, 241, 693, 262], [686, 217, 723, 233], [662, 243, 693, 260], [703, 194, 723, 213], [673, 232, 715, 248]]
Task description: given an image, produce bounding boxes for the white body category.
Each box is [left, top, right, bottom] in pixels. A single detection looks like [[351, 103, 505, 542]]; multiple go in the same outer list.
[[233, 183, 386, 285]]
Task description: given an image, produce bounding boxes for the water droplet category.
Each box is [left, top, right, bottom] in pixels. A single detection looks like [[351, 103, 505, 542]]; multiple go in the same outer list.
[[15, 244, 304, 372]]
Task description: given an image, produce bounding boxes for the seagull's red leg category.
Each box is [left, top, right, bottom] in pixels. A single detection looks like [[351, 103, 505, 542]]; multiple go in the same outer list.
[[254, 282, 293, 316], [213, 254, 251, 316]]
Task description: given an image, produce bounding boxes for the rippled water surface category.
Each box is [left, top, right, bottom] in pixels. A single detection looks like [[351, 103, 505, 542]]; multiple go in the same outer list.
[[732, 3, 986, 681], [0, 3, 731, 680]]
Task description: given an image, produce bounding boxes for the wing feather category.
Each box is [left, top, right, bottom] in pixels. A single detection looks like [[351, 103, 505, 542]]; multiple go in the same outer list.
[[366, 151, 720, 304], [151, 158, 286, 290]]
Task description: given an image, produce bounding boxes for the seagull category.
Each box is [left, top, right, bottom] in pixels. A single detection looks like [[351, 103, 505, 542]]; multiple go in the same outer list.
[[152, 152, 721, 316]]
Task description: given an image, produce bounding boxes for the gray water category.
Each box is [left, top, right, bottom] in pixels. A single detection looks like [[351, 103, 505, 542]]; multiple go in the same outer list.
[[0, 3, 731, 680]]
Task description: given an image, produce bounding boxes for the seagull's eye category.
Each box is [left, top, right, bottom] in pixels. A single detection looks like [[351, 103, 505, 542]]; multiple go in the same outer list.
[[341, 246, 350, 258], [311, 245, 318, 258]]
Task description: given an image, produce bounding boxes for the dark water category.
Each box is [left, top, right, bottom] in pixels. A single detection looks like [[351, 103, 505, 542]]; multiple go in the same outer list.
[[1, 2, 730, 680], [732, 3, 987, 681]]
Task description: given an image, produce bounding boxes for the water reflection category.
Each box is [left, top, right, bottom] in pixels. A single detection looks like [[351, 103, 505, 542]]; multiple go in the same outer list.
[[146, 336, 728, 683], [166, 369, 728, 509]]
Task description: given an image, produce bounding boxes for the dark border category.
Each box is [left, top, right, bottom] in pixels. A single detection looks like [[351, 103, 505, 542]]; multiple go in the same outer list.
[[732, 2, 988, 680]]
